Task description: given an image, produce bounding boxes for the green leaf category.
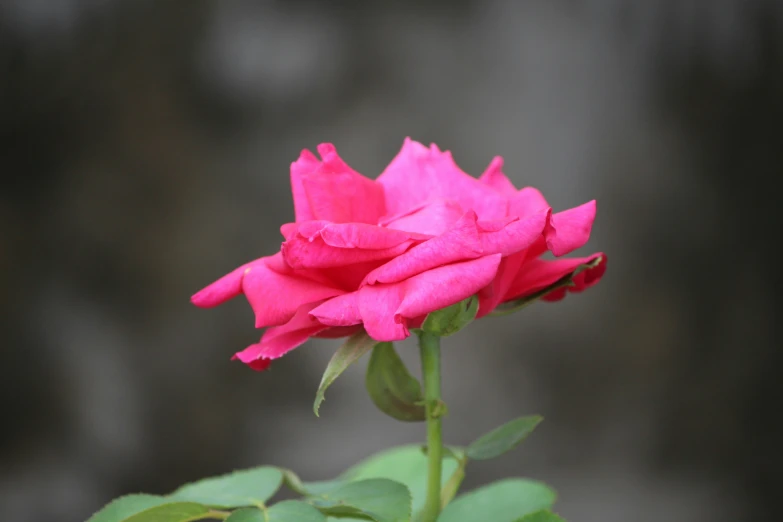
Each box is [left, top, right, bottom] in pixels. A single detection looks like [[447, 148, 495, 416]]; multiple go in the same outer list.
[[170, 467, 282, 508], [421, 297, 478, 337], [465, 415, 543, 461], [308, 478, 411, 522], [490, 256, 604, 317], [87, 494, 171, 522], [343, 445, 458, 515], [268, 501, 329, 522], [227, 502, 327, 522], [225, 509, 264, 522], [281, 469, 344, 497], [122, 502, 212, 522], [315, 332, 377, 416], [513, 510, 566, 522], [365, 343, 426, 422], [436, 479, 556, 522]]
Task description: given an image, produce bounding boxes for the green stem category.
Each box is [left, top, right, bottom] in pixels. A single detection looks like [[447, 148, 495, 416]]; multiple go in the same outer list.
[[419, 331, 443, 522]]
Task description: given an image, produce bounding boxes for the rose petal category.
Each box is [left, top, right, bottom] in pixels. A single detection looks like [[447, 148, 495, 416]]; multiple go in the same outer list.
[[476, 250, 528, 318], [289, 220, 332, 240], [285, 220, 426, 248], [310, 293, 363, 327], [395, 254, 503, 319], [318, 222, 425, 249], [244, 358, 272, 372], [261, 251, 340, 288], [362, 211, 483, 286], [479, 156, 518, 196], [377, 138, 509, 220], [544, 200, 597, 257], [508, 187, 550, 219], [290, 149, 319, 222], [241, 257, 345, 327], [300, 143, 386, 224], [363, 209, 548, 286], [475, 215, 518, 232], [280, 220, 427, 269], [359, 284, 409, 341], [191, 260, 256, 308], [542, 253, 607, 301], [382, 199, 466, 236], [233, 302, 327, 370], [504, 253, 606, 303], [341, 254, 503, 341], [316, 259, 398, 290], [478, 208, 549, 255], [280, 222, 298, 240], [282, 237, 417, 269]]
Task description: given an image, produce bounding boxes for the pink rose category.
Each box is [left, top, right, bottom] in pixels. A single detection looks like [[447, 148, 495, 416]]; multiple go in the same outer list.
[[192, 138, 606, 370]]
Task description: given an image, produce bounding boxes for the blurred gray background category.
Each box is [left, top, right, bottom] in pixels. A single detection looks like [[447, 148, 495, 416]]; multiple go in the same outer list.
[[2, 1, 782, 521]]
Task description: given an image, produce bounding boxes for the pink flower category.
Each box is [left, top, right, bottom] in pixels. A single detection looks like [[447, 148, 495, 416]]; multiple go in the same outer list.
[[192, 139, 606, 370]]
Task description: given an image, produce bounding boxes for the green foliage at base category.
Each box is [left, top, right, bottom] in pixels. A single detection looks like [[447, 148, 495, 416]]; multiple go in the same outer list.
[[89, 348, 562, 522], [436, 479, 556, 522], [88, 440, 563, 522]]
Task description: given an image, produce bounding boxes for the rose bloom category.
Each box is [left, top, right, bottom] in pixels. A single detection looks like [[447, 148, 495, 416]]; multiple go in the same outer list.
[[193, 139, 606, 370]]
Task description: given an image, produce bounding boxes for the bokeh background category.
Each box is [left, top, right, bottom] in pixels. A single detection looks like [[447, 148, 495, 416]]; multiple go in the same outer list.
[[2, 1, 782, 521]]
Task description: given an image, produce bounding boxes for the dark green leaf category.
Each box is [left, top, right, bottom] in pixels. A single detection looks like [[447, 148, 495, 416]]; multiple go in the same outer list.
[[365, 343, 426, 422], [87, 494, 171, 522], [227, 502, 327, 522], [122, 502, 211, 522], [436, 479, 556, 522], [170, 467, 282, 508], [466, 416, 542, 461], [513, 510, 566, 522], [490, 257, 604, 317], [315, 332, 377, 416], [343, 445, 458, 515], [308, 478, 411, 522], [421, 297, 478, 337]]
